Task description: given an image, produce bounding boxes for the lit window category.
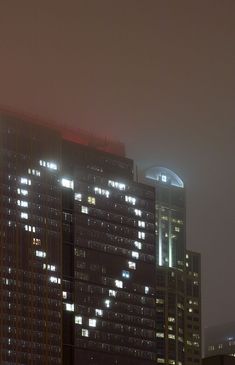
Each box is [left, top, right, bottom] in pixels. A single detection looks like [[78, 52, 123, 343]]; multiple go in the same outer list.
[[65, 303, 74, 312], [17, 189, 28, 196], [88, 196, 96, 205], [128, 261, 136, 270], [17, 200, 28, 208], [75, 316, 82, 325], [157, 358, 165, 364], [115, 280, 123, 288], [138, 231, 145, 240], [82, 329, 89, 337], [28, 168, 40, 176], [39, 160, 46, 167], [168, 334, 176, 339], [108, 180, 126, 191], [36, 250, 46, 258], [168, 317, 175, 323], [20, 177, 31, 185], [94, 187, 110, 198], [132, 251, 139, 259], [25, 225, 35, 232], [134, 241, 142, 249], [156, 333, 164, 338], [49, 276, 61, 284], [188, 308, 193, 313], [161, 175, 167, 182], [61, 178, 74, 190], [62, 291, 67, 299], [33, 238, 41, 245], [125, 195, 136, 205], [145, 286, 149, 294], [81, 206, 88, 214], [47, 162, 57, 170], [175, 227, 180, 232], [20, 212, 28, 219], [156, 298, 164, 304], [105, 299, 111, 308], [40, 160, 58, 170], [134, 209, 142, 217], [75, 193, 82, 201], [122, 270, 130, 279], [109, 290, 117, 297], [138, 220, 145, 228], [89, 319, 96, 327], [95, 309, 103, 316]]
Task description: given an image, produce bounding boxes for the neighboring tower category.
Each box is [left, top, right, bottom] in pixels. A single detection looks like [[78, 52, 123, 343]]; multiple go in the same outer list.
[[145, 167, 185, 270], [145, 166, 201, 365], [185, 250, 201, 364], [205, 322, 235, 358]]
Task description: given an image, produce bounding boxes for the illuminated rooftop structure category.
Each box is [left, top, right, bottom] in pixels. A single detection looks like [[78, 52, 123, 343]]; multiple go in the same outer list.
[[145, 166, 184, 188]]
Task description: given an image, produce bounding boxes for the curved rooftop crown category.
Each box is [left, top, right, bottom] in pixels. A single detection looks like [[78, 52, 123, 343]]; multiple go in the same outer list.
[[145, 166, 184, 188]]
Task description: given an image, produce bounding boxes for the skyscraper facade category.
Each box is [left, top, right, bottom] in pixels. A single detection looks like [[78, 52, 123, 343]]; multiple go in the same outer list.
[[0, 113, 201, 365], [145, 167, 201, 365]]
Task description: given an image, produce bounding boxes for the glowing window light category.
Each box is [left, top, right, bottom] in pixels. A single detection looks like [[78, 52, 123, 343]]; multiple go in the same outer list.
[[115, 280, 123, 288], [109, 290, 116, 297], [125, 195, 136, 205], [75, 193, 82, 201], [75, 316, 82, 325], [61, 178, 74, 190], [128, 261, 136, 270], [65, 303, 74, 312], [36, 250, 46, 258], [122, 270, 130, 278], [49, 276, 61, 284], [145, 286, 150, 294], [95, 309, 103, 316], [134, 209, 142, 217], [20, 212, 28, 220], [138, 231, 145, 240], [81, 206, 88, 214], [134, 241, 142, 250], [89, 319, 96, 327], [17, 200, 28, 208], [82, 329, 89, 337], [105, 299, 111, 308], [138, 220, 145, 228], [20, 177, 31, 185], [108, 180, 126, 191], [94, 187, 110, 198], [132, 251, 139, 259], [17, 189, 28, 196]]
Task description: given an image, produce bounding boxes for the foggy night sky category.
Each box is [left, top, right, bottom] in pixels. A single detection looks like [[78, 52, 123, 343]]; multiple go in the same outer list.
[[0, 0, 235, 337]]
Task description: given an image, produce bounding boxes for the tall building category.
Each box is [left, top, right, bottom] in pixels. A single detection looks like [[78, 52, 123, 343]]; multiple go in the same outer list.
[[0, 113, 156, 365], [0, 112, 201, 365], [185, 250, 201, 365], [145, 167, 201, 365], [205, 322, 235, 358]]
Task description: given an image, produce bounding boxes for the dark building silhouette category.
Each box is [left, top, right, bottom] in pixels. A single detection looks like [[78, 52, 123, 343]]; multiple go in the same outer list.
[[203, 355, 235, 365], [0, 113, 201, 365]]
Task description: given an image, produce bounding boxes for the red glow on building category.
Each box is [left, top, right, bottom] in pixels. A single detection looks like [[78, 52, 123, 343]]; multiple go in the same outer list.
[[0, 108, 125, 156]]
